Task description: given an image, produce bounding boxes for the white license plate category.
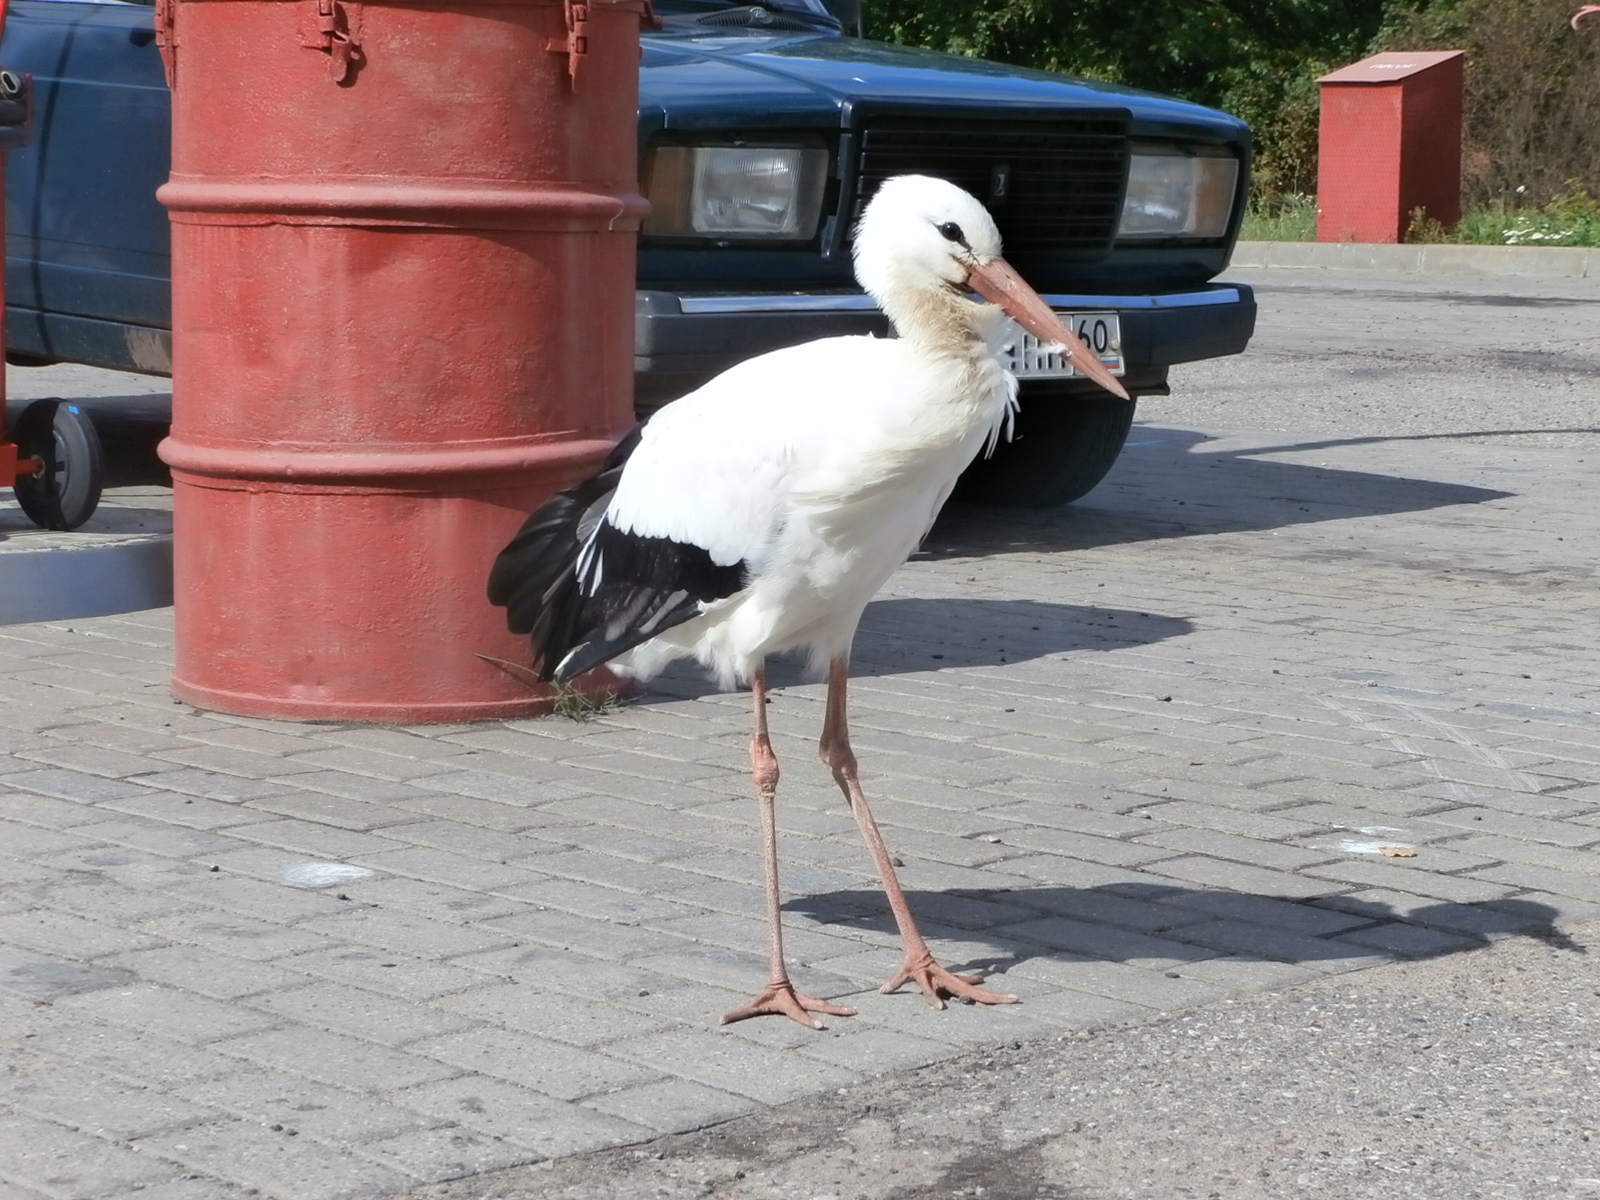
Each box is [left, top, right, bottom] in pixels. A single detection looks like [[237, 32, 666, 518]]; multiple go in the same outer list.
[[998, 311, 1124, 380]]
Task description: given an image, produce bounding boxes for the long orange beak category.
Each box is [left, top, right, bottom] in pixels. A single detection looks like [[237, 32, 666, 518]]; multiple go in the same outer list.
[[968, 257, 1130, 401]]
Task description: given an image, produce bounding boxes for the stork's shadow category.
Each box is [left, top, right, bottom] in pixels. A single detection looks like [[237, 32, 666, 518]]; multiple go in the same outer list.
[[851, 598, 1191, 677], [639, 597, 1191, 698], [783, 883, 1582, 985]]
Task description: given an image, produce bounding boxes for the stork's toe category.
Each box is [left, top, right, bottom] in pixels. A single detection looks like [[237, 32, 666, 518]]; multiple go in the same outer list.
[[720, 981, 857, 1030], [882, 952, 1017, 1008]]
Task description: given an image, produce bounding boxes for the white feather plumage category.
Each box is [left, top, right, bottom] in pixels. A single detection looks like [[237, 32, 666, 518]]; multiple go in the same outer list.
[[602, 307, 1016, 688]]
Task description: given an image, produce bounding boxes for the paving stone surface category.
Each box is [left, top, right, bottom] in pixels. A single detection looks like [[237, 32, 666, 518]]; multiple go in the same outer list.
[[2, 272, 1599, 1198]]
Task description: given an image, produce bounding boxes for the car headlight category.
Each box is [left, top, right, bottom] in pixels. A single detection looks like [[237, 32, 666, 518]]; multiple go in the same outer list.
[[642, 143, 829, 241], [1117, 150, 1239, 239]]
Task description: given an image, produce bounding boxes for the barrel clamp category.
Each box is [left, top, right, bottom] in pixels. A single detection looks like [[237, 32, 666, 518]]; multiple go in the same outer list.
[[547, 0, 591, 88], [155, 0, 177, 87], [548, 0, 661, 90], [305, 0, 364, 84]]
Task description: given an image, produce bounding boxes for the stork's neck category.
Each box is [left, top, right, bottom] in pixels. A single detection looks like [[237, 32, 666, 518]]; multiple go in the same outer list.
[[877, 277, 1017, 460], [876, 280, 995, 362]]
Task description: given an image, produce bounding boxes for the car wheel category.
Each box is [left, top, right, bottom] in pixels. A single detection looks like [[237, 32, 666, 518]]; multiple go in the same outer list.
[[955, 390, 1136, 508], [12, 399, 104, 530]]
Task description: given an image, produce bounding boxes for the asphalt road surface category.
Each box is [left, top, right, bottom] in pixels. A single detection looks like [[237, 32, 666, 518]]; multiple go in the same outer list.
[[3, 264, 1597, 1200], [1146, 266, 1600, 448]]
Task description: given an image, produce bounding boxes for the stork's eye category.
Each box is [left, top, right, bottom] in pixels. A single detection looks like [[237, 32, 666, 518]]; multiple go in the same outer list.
[[937, 221, 966, 244]]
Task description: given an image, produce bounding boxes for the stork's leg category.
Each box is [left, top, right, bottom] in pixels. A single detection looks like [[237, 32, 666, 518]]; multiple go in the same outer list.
[[821, 658, 1017, 1009], [722, 666, 858, 1030]]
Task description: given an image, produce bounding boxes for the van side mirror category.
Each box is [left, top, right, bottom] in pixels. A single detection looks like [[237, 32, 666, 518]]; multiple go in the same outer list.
[[820, 0, 862, 37]]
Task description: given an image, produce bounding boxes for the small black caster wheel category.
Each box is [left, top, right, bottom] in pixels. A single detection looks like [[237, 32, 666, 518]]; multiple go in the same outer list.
[[11, 398, 104, 530]]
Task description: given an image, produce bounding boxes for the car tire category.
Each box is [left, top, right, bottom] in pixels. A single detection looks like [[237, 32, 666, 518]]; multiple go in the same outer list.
[[12, 398, 104, 530], [955, 390, 1137, 508]]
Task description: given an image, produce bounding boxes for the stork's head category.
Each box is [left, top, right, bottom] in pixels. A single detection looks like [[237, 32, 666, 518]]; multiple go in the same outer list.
[[853, 175, 1128, 400], [853, 174, 1003, 296]]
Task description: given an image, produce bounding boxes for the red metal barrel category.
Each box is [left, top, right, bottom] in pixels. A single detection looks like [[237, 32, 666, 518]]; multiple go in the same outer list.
[[157, 0, 643, 721]]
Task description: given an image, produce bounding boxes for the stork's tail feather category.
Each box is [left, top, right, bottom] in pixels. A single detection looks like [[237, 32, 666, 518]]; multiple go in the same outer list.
[[487, 425, 644, 681]]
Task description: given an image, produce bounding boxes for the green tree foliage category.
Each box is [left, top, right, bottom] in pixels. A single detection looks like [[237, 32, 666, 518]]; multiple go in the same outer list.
[[864, 0, 1381, 99]]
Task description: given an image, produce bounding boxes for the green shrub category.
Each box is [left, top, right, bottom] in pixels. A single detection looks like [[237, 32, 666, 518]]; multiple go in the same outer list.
[[1454, 188, 1600, 245], [1216, 58, 1328, 200]]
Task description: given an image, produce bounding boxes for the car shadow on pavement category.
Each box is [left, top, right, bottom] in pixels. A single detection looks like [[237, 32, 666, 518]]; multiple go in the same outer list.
[[1235, 427, 1600, 454], [785, 883, 1585, 985], [924, 426, 1515, 557]]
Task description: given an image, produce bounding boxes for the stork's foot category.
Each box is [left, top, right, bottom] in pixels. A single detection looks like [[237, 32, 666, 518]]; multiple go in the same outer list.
[[720, 980, 857, 1030], [882, 951, 1018, 1009]]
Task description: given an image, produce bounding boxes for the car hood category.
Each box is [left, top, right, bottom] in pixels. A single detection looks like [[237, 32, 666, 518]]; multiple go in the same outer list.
[[639, 26, 1248, 141]]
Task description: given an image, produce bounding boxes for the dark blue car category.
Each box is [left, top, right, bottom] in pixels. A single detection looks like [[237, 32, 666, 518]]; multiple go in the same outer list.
[[2, 0, 1255, 506]]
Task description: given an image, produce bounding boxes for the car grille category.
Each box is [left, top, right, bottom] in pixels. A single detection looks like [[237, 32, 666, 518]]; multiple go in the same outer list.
[[853, 115, 1129, 266]]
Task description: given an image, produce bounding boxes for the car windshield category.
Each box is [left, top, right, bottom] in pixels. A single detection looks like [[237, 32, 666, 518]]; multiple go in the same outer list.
[[654, 0, 840, 25]]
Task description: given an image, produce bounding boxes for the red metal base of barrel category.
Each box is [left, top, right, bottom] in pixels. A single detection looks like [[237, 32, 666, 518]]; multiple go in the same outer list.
[[166, 682, 551, 724], [157, 0, 643, 722], [163, 473, 597, 723]]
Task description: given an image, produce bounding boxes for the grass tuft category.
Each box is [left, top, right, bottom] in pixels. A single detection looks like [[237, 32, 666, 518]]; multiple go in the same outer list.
[[1239, 194, 1317, 242], [1455, 187, 1600, 247], [549, 679, 627, 722]]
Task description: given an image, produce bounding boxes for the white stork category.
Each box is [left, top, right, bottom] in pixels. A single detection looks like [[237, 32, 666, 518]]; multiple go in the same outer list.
[[489, 174, 1128, 1028]]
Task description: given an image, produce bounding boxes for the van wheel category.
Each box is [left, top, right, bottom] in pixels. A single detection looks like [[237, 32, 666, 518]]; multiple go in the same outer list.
[[956, 393, 1136, 508]]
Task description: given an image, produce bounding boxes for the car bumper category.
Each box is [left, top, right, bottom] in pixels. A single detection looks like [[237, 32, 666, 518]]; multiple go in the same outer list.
[[634, 283, 1256, 409]]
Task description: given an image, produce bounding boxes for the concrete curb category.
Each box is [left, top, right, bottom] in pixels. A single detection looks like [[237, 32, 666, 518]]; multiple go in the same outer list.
[[1231, 239, 1600, 280], [0, 534, 174, 625]]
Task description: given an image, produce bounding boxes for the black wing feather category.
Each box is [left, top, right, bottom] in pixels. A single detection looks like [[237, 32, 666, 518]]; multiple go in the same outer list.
[[486, 424, 747, 682], [549, 523, 746, 680], [486, 424, 642, 643]]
